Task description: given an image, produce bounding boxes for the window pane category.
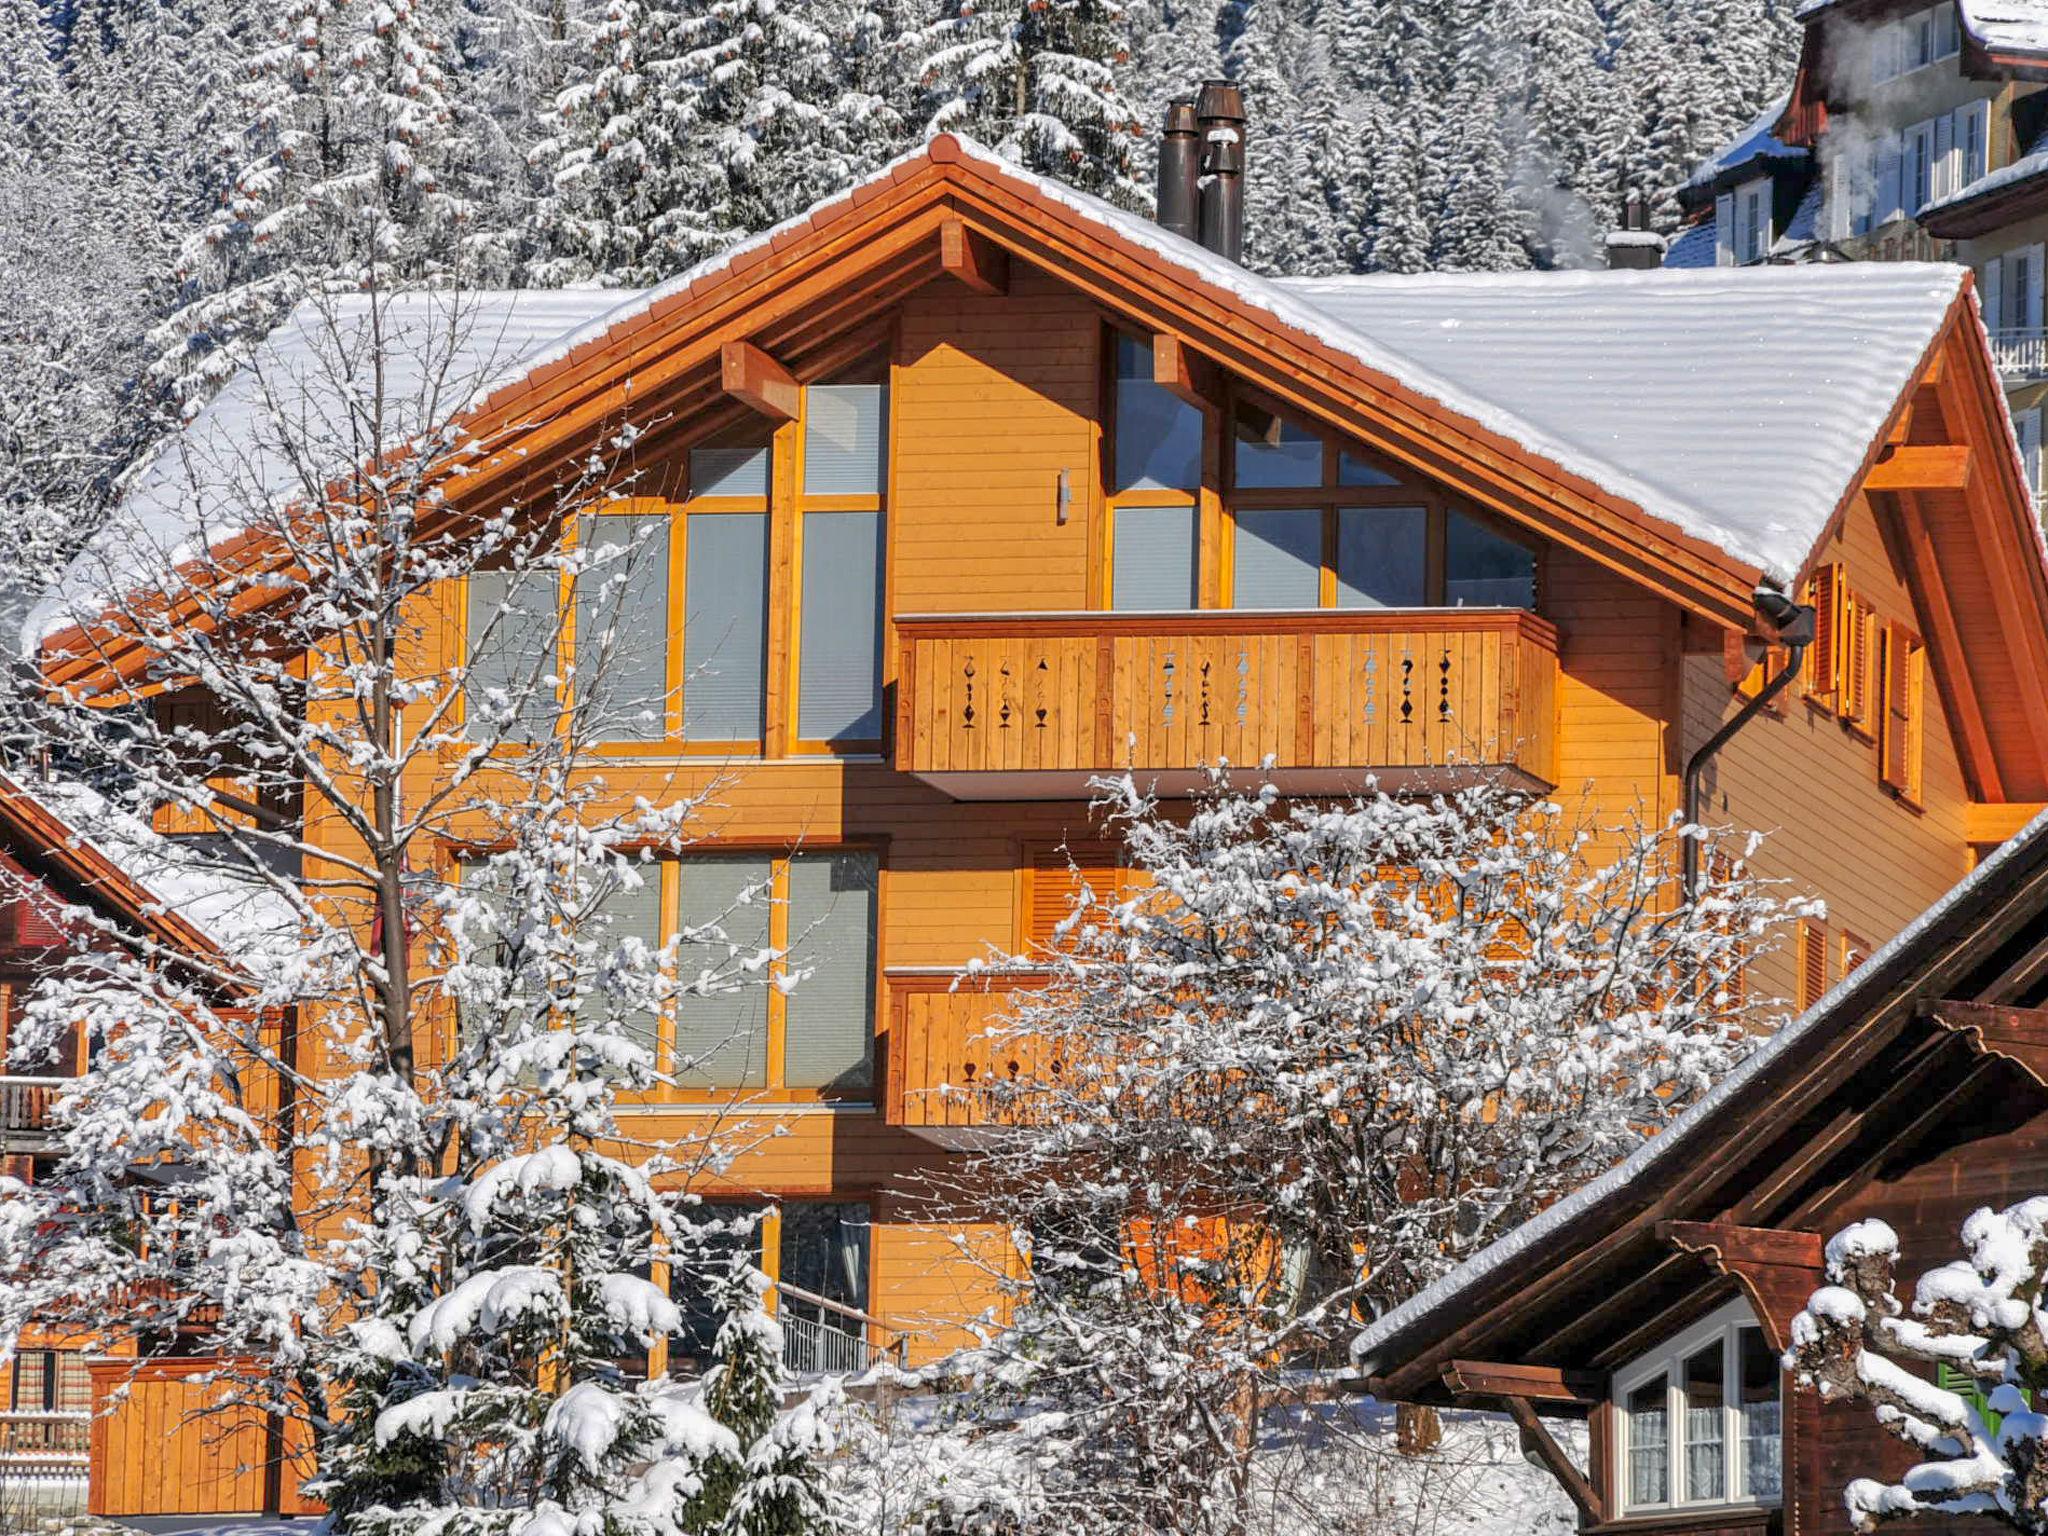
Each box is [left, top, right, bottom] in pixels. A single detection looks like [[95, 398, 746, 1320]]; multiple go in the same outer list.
[[683, 514, 768, 741], [1684, 1342, 1727, 1502], [777, 1202, 873, 1375], [784, 852, 876, 1095], [1114, 335, 1203, 492], [1446, 510, 1536, 609], [1740, 1328, 1783, 1500], [1339, 450, 1400, 487], [673, 856, 774, 1088], [1628, 1375, 1669, 1507], [691, 437, 770, 499], [1337, 506, 1427, 609], [804, 384, 886, 496], [466, 568, 558, 742], [798, 511, 884, 742], [1113, 505, 1198, 610], [669, 1207, 764, 1366], [1235, 415, 1322, 488], [592, 866, 662, 1059], [1234, 509, 1322, 608], [575, 515, 670, 741]]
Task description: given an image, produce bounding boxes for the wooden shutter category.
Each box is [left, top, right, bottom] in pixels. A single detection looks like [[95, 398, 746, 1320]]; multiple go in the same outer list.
[[1841, 931, 1873, 977], [1805, 565, 1844, 709], [1797, 918, 1829, 1011], [1879, 623, 1924, 800], [1841, 594, 1875, 734], [1023, 842, 1126, 951]]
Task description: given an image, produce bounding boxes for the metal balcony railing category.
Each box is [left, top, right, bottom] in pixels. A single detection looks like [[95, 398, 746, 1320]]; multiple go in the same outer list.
[[771, 1281, 908, 1378]]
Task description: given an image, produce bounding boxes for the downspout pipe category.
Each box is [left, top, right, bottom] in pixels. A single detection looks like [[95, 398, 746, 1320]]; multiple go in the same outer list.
[[1681, 590, 1817, 901]]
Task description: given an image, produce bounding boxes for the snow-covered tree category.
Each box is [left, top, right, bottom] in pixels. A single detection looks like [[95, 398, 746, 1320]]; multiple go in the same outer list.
[[928, 770, 1810, 1533], [0, 290, 802, 1522], [1789, 1206, 2048, 1531]]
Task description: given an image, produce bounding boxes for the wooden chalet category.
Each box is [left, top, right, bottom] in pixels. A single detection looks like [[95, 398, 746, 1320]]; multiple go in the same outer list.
[[25, 101, 2048, 1515], [1353, 801, 2048, 1535]]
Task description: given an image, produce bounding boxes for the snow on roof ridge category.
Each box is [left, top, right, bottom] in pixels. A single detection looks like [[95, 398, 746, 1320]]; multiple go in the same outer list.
[[1922, 144, 2048, 220], [1683, 93, 1801, 191], [1351, 802, 2048, 1372]]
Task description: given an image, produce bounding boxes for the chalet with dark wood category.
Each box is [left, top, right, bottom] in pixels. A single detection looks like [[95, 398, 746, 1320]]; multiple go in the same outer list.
[[1354, 804, 2048, 1534]]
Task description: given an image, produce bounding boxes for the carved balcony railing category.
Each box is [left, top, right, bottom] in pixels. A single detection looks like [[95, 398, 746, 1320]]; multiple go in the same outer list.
[[883, 969, 1055, 1145], [894, 609, 1560, 799]]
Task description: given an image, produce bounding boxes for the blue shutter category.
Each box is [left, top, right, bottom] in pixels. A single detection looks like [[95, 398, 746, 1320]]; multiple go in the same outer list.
[[682, 514, 768, 741]]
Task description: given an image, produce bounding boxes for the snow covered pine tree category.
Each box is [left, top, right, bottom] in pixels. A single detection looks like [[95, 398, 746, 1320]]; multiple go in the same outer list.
[[927, 770, 1811, 1534], [1790, 1207, 2048, 1530], [0, 289, 834, 1529]]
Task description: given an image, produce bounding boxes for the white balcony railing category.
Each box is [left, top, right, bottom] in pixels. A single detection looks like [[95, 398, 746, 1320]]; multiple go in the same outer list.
[[772, 1281, 907, 1378], [1989, 327, 2048, 380]]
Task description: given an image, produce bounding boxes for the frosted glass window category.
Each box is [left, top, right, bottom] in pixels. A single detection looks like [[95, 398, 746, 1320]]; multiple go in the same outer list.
[[1740, 1329, 1782, 1499], [593, 868, 663, 1056], [466, 567, 558, 742], [683, 514, 768, 741], [575, 515, 670, 741], [783, 853, 877, 1095], [691, 439, 770, 499], [1234, 509, 1322, 608], [1684, 1343, 1727, 1502], [1235, 417, 1322, 488], [1339, 450, 1399, 487], [1337, 506, 1427, 609], [673, 856, 774, 1088], [1628, 1375, 1669, 1507], [1446, 511, 1536, 608], [804, 385, 886, 496], [1113, 505, 1198, 610], [1114, 335, 1203, 492], [798, 512, 884, 743]]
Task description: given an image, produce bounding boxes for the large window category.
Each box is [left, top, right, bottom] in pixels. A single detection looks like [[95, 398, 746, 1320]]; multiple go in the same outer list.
[[575, 510, 672, 741], [682, 431, 771, 746], [796, 383, 887, 746], [1227, 408, 1534, 612], [1616, 1300, 1781, 1518], [1109, 335, 1201, 610]]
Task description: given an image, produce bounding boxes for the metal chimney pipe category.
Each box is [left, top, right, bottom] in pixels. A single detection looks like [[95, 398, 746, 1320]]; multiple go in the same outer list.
[[1195, 79, 1247, 263], [1156, 99, 1201, 242]]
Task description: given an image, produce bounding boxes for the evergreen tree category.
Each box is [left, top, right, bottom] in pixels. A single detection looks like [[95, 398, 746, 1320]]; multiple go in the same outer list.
[[918, 0, 1145, 208]]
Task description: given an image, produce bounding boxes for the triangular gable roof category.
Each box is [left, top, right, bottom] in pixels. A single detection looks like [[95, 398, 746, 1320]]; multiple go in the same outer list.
[[35, 135, 2037, 686], [1354, 801, 2048, 1398]]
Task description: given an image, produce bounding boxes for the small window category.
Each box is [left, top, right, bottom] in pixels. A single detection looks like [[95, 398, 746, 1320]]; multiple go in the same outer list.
[[690, 432, 771, 499], [674, 854, 776, 1089], [1113, 504, 1199, 610], [1336, 506, 1427, 609], [1615, 1300, 1781, 1518], [575, 513, 671, 742], [1233, 508, 1323, 608], [783, 852, 878, 1094], [803, 384, 886, 497], [1234, 416, 1323, 489], [1338, 450, 1400, 487], [798, 510, 885, 743], [1445, 511, 1536, 608], [682, 513, 769, 743], [1114, 336, 1203, 493], [465, 567, 559, 743]]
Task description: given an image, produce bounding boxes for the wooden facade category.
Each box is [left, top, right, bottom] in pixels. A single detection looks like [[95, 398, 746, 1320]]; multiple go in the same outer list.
[[1356, 791, 2048, 1535], [30, 135, 2048, 1516]]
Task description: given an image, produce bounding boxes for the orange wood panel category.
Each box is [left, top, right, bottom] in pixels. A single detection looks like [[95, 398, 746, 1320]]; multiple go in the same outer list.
[[87, 1360, 272, 1518]]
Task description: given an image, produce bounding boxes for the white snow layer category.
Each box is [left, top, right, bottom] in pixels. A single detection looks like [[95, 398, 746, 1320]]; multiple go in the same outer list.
[[33, 138, 1982, 654], [1351, 803, 2048, 1374], [1922, 145, 2048, 219], [1683, 93, 1799, 190], [1797, 0, 2048, 54]]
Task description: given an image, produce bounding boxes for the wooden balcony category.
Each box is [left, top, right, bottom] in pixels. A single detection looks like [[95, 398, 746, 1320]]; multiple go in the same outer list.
[[0, 1077, 65, 1152], [894, 609, 1560, 799], [883, 969, 1053, 1147]]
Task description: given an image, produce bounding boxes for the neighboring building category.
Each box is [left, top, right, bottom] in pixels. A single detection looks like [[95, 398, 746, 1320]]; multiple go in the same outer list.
[[1352, 800, 2048, 1534], [27, 125, 2048, 1515]]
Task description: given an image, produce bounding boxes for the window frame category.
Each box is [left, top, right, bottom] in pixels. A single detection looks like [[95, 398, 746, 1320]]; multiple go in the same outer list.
[[1612, 1298, 1783, 1519], [788, 379, 889, 756], [567, 496, 688, 753], [1102, 328, 1207, 611]]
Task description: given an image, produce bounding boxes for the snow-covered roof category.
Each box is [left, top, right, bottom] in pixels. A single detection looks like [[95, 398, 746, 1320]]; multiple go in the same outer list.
[[1662, 220, 1722, 270], [1922, 144, 2048, 220], [34, 138, 1977, 652], [1797, 0, 2048, 57], [1683, 94, 1804, 195], [1351, 801, 2048, 1375], [1272, 263, 1960, 582]]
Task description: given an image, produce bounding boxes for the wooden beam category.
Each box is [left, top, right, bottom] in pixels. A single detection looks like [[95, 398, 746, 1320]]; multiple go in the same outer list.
[[1966, 802, 2048, 845], [1153, 334, 1222, 414], [719, 339, 800, 422], [1864, 443, 1972, 492], [1440, 1361, 1605, 1403], [1658, 1222, 1824, 1353], [1922, 999, 2048, 1088], [1500, 1395, 1602, 1525], [939, 217, 1008, 296]]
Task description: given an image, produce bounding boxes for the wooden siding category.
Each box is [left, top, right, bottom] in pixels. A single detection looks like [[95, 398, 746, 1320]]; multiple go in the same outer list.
[[87, 1360, 273, 1517], [883, 969, 1052, 1132], [896, 609, 1560, 787], [1687, 491, 1972, 1010]]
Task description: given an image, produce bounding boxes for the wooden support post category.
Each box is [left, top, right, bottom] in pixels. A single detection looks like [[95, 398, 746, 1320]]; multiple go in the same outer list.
[[720, 340, 800, 422], [939, 217, 1008, 296], [1921, 999, 2048, 1089], [1153, 334, 1222, 415], [1964, 802, 2048, 845], [1501, 1395, 1602, 1526], [1658, 1221, 1824, 1353], [1864, 443, 1972, 492]]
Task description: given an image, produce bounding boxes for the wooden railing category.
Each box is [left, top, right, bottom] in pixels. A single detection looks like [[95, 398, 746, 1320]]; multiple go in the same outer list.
[[884, 969, 1054, 1137], [895, 609, 1559, 789], [0, 1077, 67, 1148]]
